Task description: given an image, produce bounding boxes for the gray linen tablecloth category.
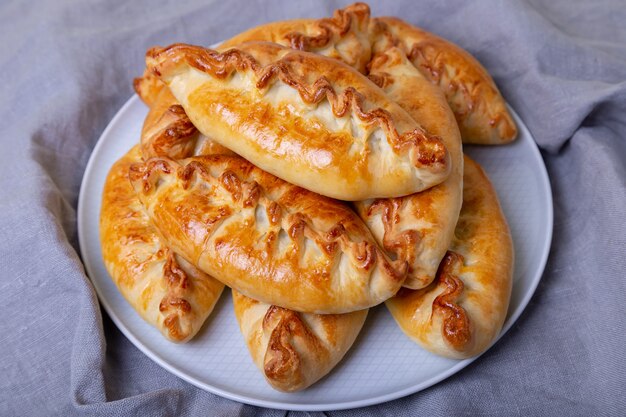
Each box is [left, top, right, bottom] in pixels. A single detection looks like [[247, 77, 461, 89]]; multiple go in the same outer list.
[[1, 0, 625, 415]]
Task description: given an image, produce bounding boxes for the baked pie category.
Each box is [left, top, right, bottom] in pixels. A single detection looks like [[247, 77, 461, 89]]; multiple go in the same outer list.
[[146, 41, 450, 201], [374, 17, 518, 144], [386, 155, 513, 358], [130, 153, 407, 314], [100, 146, 225, 342], [233, 290, 368, 392]]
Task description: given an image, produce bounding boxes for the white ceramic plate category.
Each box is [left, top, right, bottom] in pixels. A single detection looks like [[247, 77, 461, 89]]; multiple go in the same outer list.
[[78, 94, 552, 411]]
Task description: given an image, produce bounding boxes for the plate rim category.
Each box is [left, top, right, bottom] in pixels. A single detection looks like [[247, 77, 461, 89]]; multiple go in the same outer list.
[[77, 94, 553, 411]]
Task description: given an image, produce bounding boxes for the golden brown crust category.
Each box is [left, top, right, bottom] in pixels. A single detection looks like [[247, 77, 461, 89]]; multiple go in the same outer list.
[[386, 155, 513, 358], [284, 2, 370, 50], [262, 306, 309, 387], [140, 87, 199, 160], [133, 68, 166, 106], [130, 154, 407, 314], [355, 46, 463, 289], [140, 86, 235, 161], [430, 251, 471, 350], [219, 3, 372, 73], [99, 146, 224, 342], [374, 17, 517, 145], [232, 290, 367, 392], [146, 41, 450, 201]]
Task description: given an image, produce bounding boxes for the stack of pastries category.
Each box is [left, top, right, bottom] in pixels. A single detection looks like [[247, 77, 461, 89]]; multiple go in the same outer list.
[[100, 3, 516, 392]]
